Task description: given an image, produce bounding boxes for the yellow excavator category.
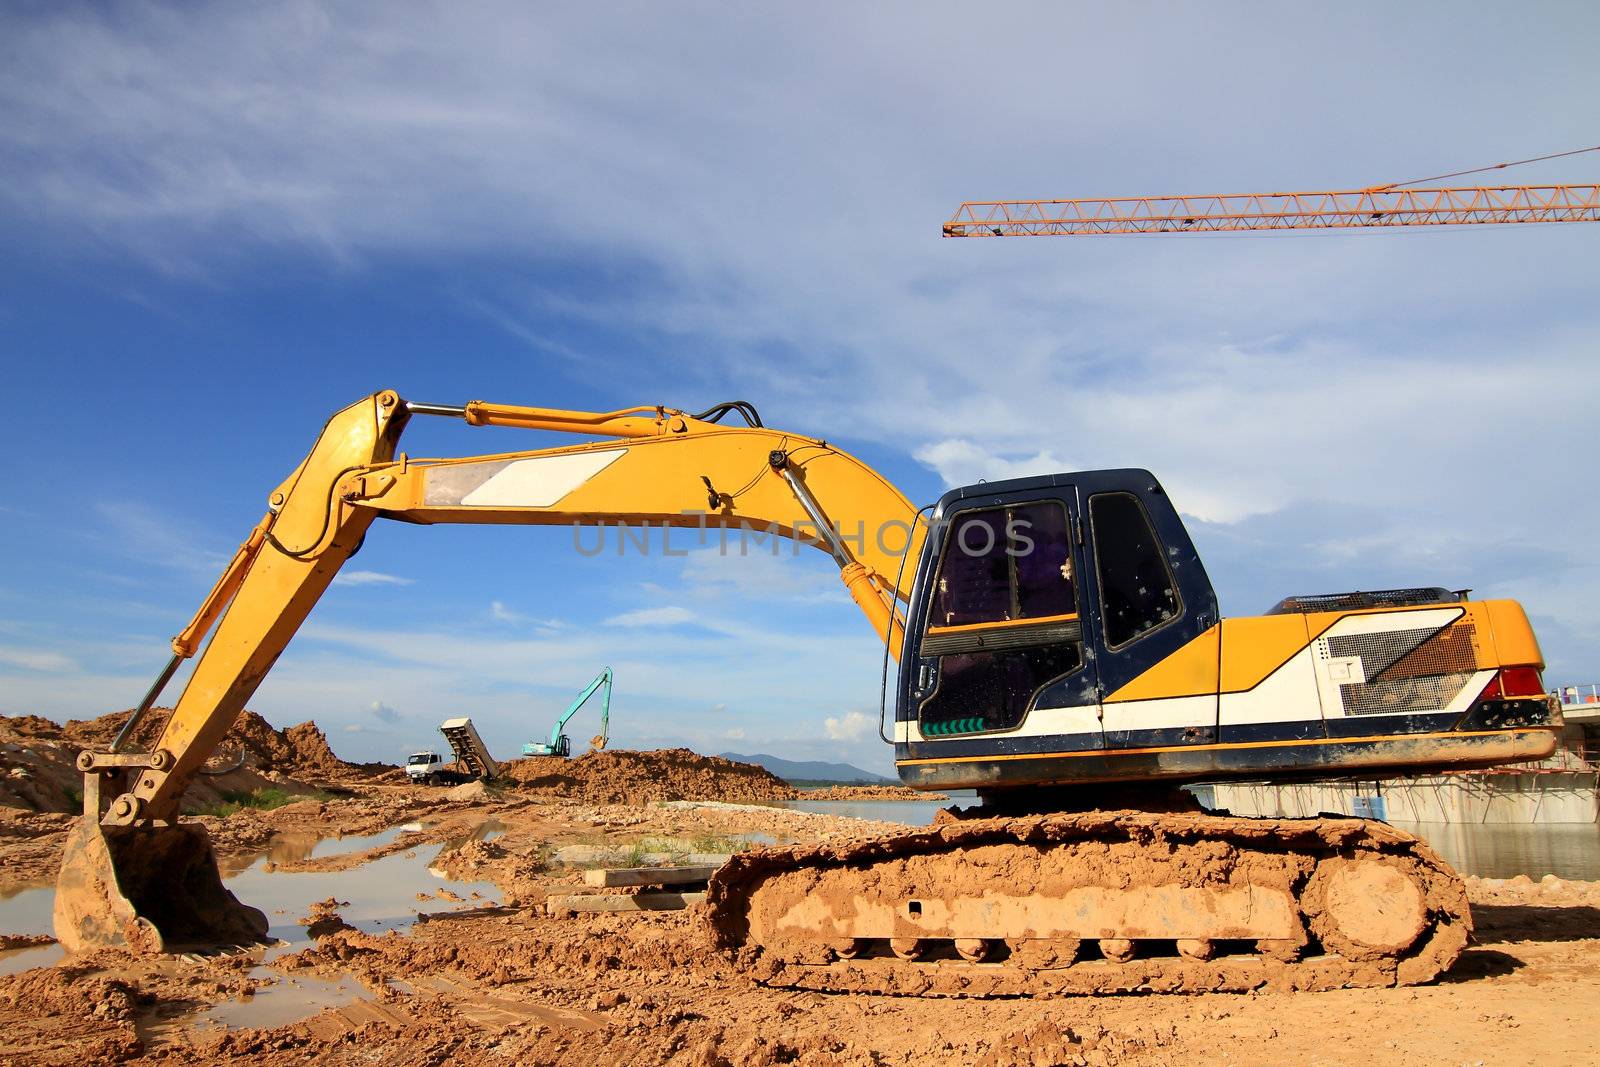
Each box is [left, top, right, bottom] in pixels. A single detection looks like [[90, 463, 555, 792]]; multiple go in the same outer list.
[[55, 390, 1562, 994]]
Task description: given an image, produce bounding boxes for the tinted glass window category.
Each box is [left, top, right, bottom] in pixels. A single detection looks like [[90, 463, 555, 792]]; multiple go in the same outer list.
[[931, 502, 1077, 627], [1014, 502, 1075, 618], [932, 510, 1010, 626], [919, 644, 1083, 735], [1090, 492, 1180, 648]]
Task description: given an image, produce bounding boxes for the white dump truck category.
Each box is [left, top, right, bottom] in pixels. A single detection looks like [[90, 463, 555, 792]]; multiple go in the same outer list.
[[406, 716, 499, 785]]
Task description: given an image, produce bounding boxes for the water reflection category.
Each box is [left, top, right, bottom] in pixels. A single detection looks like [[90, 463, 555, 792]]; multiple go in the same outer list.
[[195, 969, 364, 1031], [0, 819, 507, 979], [1393, 821, 1600, 881], [216, 826, 412, 878]]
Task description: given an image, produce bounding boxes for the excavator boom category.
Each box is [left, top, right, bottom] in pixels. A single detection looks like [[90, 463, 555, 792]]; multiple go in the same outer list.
[[57, 390, 925, 952]]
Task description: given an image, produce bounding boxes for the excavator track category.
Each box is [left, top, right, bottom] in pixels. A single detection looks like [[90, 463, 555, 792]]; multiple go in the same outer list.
[[705, 811, 1469, 996]]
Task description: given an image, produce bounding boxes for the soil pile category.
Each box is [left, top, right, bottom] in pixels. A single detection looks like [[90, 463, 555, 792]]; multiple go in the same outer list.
[[0, 718, 83, 812], [0, 709, 377, 814], [0, 963, 143, 1062], [801, 784, 947, 801], [61, 708, 363, 779], [503, 748, 798, 804]]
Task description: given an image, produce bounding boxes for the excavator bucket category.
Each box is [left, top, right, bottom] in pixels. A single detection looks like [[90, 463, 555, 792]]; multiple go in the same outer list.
[[53, 816, 269, 954]]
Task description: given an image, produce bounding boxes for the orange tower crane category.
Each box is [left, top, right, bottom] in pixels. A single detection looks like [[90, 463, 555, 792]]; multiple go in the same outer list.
[[944, 147, 1600, 237]]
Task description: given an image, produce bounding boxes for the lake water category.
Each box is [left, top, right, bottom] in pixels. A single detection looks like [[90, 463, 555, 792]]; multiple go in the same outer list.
[[781, 790, 1600, 880]]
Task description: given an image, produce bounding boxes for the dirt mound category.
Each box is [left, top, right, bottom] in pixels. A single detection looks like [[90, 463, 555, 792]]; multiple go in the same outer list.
[[444, 779, 492, 803], [0, 715, 64, 742], [0, 963, 143, 1062], [0, 709, 374, 814], [503, 748, 797, 804], [800, 784, 947, 801], [60, 708, 358, 778]]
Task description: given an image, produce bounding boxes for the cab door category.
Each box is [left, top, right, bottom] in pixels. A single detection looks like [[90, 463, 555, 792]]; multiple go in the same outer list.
[[1079, 485, 1219, 749], [909, 490, 1103, 750]]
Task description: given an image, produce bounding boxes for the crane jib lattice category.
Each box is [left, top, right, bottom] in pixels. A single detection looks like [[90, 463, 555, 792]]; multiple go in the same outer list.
[[943, 184, 1600, 236]]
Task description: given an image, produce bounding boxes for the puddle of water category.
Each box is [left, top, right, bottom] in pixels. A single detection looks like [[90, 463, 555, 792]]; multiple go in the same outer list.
[[195, 968, 365, 1031], [1391, 821, 1600, 881], [0, 942, 63, 976], [225, 835, 503, 962], [0, 883, 57, 937], [0, 820, 505, 981], [216, 826, 412, 878], [0, 881, 64, 975]]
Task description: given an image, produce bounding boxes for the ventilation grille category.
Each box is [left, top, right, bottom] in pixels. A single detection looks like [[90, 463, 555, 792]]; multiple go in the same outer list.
[[1269, 587, 1460, 615], [1326, 623, 1480, 716]]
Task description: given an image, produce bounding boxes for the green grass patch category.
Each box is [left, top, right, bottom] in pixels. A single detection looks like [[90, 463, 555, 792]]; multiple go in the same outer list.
[[684, 832, 753, 855], [197, 786, 331, 817]]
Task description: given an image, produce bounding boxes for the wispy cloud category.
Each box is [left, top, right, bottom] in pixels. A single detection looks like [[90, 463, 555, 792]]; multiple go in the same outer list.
[[488, 601, 565, 628], [93, 500, 226, 575], [679, 548, 844, 606], [915, 440, 1077, 492], [332, 570, 415, 587], [0, 645, 75, 672], [603, 606, 695, 628]]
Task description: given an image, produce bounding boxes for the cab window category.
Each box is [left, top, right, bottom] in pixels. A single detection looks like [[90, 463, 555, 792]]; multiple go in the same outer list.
[[931, 502, 1077, 627], [1089, 492, 1181, 648], [919, 500, 1081, 736]]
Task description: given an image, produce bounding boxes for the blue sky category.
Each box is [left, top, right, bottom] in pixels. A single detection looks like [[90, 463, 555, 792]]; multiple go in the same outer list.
[[1, 3, 1596, 775]]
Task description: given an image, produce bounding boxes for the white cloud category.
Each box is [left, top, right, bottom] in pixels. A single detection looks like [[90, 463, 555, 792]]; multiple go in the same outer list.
[[603, 606, 695, 628], [488, 601, 564, 628], [680, 547, 844, 606], [93, 500, 226, 575], [0, 646, 75, 672], [332, 570, 415, 587], [368, 700, 400, 723], [914, 439, 1076, 491], [823, 710, 873, 742], [722, 727, 745, 740]]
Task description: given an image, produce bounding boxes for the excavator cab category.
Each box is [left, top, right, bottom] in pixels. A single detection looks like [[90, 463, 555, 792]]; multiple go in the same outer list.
[[895, 470, 1560, 794], [895, 471, 1216, 785]]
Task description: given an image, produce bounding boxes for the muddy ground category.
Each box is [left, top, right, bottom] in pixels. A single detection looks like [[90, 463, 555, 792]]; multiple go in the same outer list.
[[1, 720, 1597, 1066]]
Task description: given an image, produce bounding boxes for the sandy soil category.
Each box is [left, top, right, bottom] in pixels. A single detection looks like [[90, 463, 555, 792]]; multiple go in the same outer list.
[[502, 748, 798, 803], [0, 709, 381, 818], [799, 784, 949, 801], [2, 715, 1597, 1066]]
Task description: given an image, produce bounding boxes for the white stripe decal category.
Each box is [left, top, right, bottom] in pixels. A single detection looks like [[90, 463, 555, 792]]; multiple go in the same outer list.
[[459, 449, 626, 507], [903, 606, 1483, 745]]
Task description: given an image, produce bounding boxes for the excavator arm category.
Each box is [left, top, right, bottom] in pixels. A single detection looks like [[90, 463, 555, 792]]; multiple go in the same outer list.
[[117, 389, 921, 823], [57, 389, 924, 952], [531, 666, 614, 755]]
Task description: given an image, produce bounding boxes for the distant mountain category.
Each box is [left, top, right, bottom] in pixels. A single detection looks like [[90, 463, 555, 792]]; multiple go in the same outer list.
[[719, 752, 892, 784]]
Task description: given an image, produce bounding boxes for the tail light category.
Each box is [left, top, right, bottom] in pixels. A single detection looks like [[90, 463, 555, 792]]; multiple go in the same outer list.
[[1477, 666, 1545, 702]]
